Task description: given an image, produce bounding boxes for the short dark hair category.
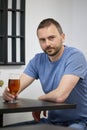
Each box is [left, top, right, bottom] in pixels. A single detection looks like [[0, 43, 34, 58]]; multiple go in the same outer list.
[[37, 18, 63, 35]]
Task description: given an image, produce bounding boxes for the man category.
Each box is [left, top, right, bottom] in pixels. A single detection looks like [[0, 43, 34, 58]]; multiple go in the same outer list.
[[3, 18, 87, 130]]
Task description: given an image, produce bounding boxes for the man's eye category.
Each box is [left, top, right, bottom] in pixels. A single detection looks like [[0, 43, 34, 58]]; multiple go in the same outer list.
[[40, 39, 45, 43], [49, 36, 55, 41]]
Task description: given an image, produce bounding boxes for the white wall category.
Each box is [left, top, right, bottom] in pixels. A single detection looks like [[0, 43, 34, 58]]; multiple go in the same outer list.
[[0, 0, 87, 126], [71, 0, 87, 56]]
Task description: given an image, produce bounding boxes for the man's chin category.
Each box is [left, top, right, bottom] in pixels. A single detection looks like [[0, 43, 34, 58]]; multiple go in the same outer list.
[[44, 50, 56, 56], [47, 52, 56, 56]]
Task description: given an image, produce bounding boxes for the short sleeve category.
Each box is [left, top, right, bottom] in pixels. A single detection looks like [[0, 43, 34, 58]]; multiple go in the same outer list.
[[64, 51, 87, 79], [24, 55, 39, 79]]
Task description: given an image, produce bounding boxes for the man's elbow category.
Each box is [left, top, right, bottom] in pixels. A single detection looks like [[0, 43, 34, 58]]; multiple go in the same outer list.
[[55, 96, 66, 103]]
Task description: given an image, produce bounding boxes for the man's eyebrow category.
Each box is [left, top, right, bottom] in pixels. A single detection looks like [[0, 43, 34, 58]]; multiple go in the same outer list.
[[39, 35, 56, 40], [39, 37, 45, 40], [48, 35, 56, 37]]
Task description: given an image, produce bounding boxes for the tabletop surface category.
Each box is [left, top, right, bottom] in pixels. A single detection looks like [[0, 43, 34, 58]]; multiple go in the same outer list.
[[0, 124, 76, 130], [0, 96, 76, 114]]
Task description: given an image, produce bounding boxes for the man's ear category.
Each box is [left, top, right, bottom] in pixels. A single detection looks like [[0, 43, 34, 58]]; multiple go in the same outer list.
[[61, 33, 65, 43]]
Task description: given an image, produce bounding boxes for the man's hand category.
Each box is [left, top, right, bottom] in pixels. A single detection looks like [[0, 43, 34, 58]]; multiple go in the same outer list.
[[3, 87, 16, 102], [32, 111, 47, 122]]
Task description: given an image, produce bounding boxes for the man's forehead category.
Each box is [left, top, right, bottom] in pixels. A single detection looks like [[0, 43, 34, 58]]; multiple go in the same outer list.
[[37, 24, 59, 37]]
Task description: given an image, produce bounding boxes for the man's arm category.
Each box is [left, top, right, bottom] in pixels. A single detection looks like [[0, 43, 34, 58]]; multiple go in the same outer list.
[[39, 74, 80, 103], [18, 73, 35, 93]]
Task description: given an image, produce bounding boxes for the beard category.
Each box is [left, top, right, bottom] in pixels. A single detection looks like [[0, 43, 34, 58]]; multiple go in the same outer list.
[[44, 43, 62, 57]]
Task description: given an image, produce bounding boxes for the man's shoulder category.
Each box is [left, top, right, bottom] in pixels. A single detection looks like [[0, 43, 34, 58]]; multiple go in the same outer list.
[[34, 52, 47, 59], [31, 52, 47, 64], [65, 45, 84, 55]]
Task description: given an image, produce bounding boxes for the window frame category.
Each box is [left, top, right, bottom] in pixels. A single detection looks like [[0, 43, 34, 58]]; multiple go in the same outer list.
[[0, 0, 25, 65]]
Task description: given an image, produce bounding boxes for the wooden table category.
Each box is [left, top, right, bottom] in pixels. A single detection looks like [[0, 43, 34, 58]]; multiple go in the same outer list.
[[0, 96, 76, 127], [0, 124, 76, 130]]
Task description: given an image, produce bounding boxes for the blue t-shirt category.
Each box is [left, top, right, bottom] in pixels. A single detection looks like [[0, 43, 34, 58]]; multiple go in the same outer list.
[[24, 46, 87, 123]]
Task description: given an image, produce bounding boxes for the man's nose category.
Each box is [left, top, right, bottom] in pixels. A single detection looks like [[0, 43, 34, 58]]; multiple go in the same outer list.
[[45, 39, 50, 46]]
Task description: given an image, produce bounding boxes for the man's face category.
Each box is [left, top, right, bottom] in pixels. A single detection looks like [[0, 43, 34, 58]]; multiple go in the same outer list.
[[37, 24, 65, 57]]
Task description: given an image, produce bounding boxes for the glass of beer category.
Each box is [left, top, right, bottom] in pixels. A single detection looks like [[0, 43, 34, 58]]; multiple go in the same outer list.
[[8, 73, 20, 103]]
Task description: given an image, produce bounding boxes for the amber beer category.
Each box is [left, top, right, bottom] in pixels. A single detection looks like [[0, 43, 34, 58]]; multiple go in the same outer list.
[[8, 79, 20, 96]]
